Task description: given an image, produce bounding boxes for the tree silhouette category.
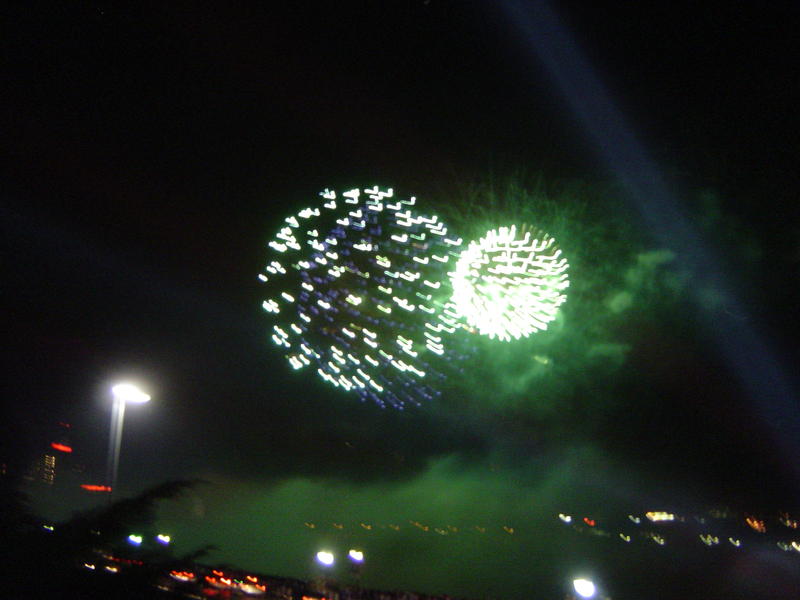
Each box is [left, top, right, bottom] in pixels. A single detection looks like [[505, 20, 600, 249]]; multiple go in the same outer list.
[[2, 478, 215, 597]]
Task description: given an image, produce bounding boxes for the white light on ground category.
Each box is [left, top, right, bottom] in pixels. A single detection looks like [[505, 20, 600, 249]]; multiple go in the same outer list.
[[573, 578, 596, 598], [316, 551, 335, 566]]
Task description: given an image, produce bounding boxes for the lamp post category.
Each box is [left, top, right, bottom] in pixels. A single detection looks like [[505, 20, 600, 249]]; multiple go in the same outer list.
[[313, 551, 335, 596], [106, 383, 150, 501], [348, 549, 364, 593]]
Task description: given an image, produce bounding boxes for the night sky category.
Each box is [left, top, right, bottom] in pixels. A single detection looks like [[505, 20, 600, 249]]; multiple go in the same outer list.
[[3, 2, 800, 598]]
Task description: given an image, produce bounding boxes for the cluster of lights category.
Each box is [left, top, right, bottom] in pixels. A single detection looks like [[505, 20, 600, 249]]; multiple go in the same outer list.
[[315, 549, 365, 566], [778, 541, 800, 553], [303, 520, 517, 535], [261, 187, 467, 408], [745, 516, 766, 532], [260, 187, 576, 406], [127, 533, 170, 546], [448, 225, 569, 341], [85, 563, 119, 573], [558, 510, 800, 554], [645, 511, 675, 522], [205, 570, 267, 595], [779, 513, 799, 529], [84, 554, 144, 575]]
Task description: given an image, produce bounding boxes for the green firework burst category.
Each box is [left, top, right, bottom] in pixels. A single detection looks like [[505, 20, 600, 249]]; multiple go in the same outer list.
[[449, 225, 569, 341]]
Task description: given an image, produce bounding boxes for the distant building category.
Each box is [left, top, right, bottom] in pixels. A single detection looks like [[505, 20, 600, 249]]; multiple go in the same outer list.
[[24, 421, 84, 486], [26, 452, 57, 485]]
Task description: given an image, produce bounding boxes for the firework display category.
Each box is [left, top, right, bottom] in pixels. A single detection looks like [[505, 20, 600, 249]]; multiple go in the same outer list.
[[448, 225, 569, 341], [260, 187, 464, 408]]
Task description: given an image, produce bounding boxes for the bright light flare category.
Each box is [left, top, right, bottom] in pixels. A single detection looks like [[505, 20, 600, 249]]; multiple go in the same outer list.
[[449, 225, 569, 341], [127, 534, 143, 546], [573, 578, 596, 598], [348, 549, 364, 562], [112, 383, 151, 404], [316, 551, 335, 566], [156, 534, 171, 545]]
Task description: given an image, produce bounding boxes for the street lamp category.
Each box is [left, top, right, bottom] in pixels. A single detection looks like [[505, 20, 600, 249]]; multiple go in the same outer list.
[[106, 383, 150, 500], [348, 549, 364, 588], [348, 549, 364, 563]]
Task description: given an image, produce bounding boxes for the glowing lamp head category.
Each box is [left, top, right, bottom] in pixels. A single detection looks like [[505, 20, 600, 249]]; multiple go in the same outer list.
[[348, 549, 364, 563], [573, 578, 596, 598], [316, 551, 335, 566], [127, 534, 143, 546], [449, 225, 569, 341], [112, 383, 151, 404], [156, 534, 171, 545]]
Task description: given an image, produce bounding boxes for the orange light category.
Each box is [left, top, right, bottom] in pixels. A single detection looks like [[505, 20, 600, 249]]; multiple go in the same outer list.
[[746, 517, 767, 533], [81, 484, 112, 492], [51, 442, 72, 453], [246, 575, 258, 582], [779, 513, 799, 529], [584, 517, 596, 527], [212, 570, 223, 576]]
